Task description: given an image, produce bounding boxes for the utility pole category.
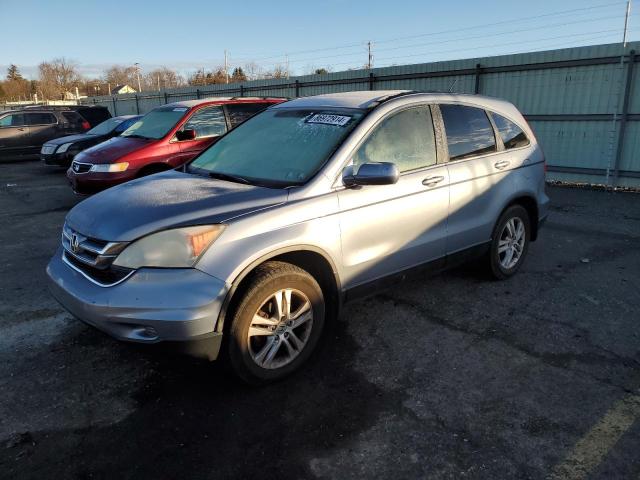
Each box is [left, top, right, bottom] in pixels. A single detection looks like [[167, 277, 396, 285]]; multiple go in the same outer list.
[[224, 50, 229, 84], [623, 0, 631, 46], [134, 62, 142, 92], [367, 41, 374, 69], [286, 54, 290, 79]]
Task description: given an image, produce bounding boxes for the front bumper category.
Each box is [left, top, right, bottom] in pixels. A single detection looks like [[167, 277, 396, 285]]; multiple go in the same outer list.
[[41, 152, 72, 167], [46, 248, 229, 359], [66, 168, 137, 194]]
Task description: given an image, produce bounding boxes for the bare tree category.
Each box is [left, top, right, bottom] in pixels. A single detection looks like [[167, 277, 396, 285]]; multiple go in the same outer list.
[[103, 65, 139, 90], [38, 58, 81, 100], [145, 67, 185, 90]]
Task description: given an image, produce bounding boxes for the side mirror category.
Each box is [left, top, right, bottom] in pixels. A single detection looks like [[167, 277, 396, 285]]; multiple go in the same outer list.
[[176, 129, 196, 141], [343, 162, 399, 187]]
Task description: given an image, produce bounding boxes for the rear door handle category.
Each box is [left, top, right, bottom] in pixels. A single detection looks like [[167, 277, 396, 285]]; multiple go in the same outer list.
[[494, 160, 510, 170], [422, 175, 445, 187]]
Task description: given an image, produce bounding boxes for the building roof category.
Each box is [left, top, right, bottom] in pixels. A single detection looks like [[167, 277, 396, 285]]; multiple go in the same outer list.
[[112, 85, 136, 94]]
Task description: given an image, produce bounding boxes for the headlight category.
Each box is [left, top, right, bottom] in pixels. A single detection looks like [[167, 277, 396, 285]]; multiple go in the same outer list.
[[57, 142, 74, 153], [113, 225, 225, 268], [90, 162, 129, 173]]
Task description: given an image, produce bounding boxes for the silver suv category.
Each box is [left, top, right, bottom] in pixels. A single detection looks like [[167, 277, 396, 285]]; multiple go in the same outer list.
[[47, 91, 549, 383]]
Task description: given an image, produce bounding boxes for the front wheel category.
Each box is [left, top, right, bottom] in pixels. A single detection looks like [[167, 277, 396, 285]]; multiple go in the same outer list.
[[227, 261, 325, 384], [487, 205, 530, 280]]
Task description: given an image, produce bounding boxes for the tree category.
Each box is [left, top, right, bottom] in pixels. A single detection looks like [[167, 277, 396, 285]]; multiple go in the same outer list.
[[39, 58, 81, 99], [103, 65, 139, 90], [231, 67, 247, 83], [145, 66, 184, 90], [6, 64, 23, 81], [314, 68, 329, 75], [265, 64, 288, 79], [2, 65, 31, 101]]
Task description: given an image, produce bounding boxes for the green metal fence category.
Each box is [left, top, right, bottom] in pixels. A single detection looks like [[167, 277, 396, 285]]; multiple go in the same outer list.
[[82, 42, 640, 187]]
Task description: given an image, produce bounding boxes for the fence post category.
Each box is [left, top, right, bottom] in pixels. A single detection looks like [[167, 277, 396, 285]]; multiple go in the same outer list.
[[240, 85, 244, 97], [163, 92, 168, 105], [369, 72, 375, 90], [112, 96, 117, 116], [295, 80, 300, 98], [196, 89, 201, 99], [613, 49, 636, 186], [474, 63, 482, 94], [134, 94, 139, 114]]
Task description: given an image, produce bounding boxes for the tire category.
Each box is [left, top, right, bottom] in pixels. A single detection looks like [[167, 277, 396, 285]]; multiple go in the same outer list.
[[487, 205, 531, 280], [227, 261, 325, 385]]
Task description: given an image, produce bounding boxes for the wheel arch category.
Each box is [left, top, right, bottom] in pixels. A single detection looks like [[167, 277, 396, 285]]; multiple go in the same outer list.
[[499, 194, 539, 241], [215, 245, 343, 335]]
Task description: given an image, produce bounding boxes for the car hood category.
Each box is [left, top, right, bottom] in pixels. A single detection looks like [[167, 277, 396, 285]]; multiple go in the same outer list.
[[47, 133, 99, 146], [65, 170, 289, 241], [75, 136, 151, 164]]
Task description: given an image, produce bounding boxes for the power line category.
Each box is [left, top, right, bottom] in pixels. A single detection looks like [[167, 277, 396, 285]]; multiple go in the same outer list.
[[229, 0, 628, 64]]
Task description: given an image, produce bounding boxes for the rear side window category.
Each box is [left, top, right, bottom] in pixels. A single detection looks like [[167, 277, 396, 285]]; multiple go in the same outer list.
[[226, 103, 271, 128], [25, 113, 57, 125], [62, 111, 83, 123], [353, 106, 437, 173], [183, 106, 227, 139], [440, 104, 496, 161], [490, 112, 530, 149], [76, 107, 111, 126]]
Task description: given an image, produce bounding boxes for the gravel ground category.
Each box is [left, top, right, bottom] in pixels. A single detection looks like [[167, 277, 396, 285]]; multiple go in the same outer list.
[[0, 161, 639, 480]]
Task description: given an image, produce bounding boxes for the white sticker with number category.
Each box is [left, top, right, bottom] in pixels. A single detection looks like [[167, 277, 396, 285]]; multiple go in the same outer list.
[[306, 114, 351, 127]]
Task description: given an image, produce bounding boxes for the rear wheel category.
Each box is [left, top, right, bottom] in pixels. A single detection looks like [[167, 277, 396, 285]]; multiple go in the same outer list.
[[487, 205, 530, 280], [227, 261, 325, 384]]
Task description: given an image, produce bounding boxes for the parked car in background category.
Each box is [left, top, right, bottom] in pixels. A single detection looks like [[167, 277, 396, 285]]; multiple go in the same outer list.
[[66, 97, 285, 194], [48, 91, 548, 384], [41, 115, 141, 167], [0, 108, 90, 159], [23, 104, 112, 128]]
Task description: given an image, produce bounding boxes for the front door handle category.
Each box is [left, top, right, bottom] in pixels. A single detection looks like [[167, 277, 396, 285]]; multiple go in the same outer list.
[[494, 160, 510, 170], [422, 175, 445, 187]]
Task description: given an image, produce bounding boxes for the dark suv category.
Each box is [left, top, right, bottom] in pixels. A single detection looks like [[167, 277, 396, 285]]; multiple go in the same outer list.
[[23, 105, 111, 128], [0, 109, 91, 159]]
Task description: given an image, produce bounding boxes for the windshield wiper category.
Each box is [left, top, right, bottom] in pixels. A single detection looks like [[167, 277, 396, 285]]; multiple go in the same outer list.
[[208, 171, 250, 184]]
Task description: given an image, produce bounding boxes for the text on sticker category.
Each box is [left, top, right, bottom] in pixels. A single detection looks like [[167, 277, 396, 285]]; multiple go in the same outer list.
[[306, 114, 351, 127]]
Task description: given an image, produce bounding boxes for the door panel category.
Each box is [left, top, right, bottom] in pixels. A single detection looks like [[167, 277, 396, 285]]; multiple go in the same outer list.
[[439, 104, 515, 254], [25, 112, 59, 148], [337, 105, 449, 288], [177, 105, 227, 161], [0, 114, 30, 153]]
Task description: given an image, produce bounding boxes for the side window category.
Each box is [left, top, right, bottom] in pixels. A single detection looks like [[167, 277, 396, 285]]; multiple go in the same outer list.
[[26, 112, 57, 125], [440, 104, 496, 161], [490, 112, 530, 149], [352, 106, 437, 173], [226, 103, 270, 128], [0, 114, 26, 127], [62, 111, 82, 124], [183, 106, 227, 139]]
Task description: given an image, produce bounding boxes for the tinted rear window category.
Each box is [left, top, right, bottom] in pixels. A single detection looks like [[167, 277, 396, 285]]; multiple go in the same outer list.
[[225, 103, 271, 127], [62, 111, 83, 123], [75, 107, 111, 126], [490, 112, 530, 149], [440, 104, 496, 161]]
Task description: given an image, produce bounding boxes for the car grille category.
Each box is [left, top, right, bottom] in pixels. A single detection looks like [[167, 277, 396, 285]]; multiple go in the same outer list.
[[71, 161, 92, 173], [61, 223, 132, 286], [41, 144, 56, 155]]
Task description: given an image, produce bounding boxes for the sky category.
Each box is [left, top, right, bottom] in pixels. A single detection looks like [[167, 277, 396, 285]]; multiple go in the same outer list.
[[0, 0, 637, 80]]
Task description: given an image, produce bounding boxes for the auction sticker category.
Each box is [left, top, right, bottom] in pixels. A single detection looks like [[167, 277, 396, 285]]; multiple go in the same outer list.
[[306, 114, 352, 126]]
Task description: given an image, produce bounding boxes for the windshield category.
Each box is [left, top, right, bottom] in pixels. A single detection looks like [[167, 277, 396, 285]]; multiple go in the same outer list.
[[121, 107, 189, 139], [86, 117, 124, 135], [188, 108, 364, 187]]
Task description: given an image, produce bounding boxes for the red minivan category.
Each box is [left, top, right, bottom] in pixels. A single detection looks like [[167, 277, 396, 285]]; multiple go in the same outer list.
[[67, 97, 285, 194]]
